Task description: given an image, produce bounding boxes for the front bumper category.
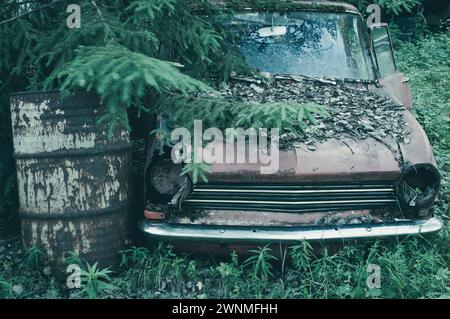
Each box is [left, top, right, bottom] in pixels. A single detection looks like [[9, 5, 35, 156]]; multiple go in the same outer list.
[[139, 215, 443, 243]]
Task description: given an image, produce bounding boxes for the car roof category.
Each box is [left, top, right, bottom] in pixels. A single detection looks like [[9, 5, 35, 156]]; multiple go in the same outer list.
[[203, 0, 361, 14]]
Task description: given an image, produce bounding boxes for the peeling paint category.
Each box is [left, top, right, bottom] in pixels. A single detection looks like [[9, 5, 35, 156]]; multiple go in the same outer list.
[[12, 100, 96, 153], [10, 92, 134, 271]]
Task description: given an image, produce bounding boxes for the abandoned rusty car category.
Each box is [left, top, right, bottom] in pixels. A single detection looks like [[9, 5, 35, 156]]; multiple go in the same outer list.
[[139, 1, 443, 245]]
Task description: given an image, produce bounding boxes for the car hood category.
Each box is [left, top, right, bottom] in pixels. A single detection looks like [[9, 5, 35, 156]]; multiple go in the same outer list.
[[205, 108, 436, 184], [206, 136, 400, 183]]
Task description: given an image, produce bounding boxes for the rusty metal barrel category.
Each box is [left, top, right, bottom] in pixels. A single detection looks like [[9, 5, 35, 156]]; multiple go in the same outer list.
[[10, 91, 134, 271]]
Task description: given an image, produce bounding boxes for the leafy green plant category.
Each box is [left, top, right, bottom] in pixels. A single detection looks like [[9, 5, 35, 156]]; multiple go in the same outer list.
[[290, 240, 314, 271], [120, 246, 150, 268], [215, 252, 242, 297], [21, 245, 46, 270], [377, 0, 421, 15], [157, 96, 329, 139], [232, 101, 329, 133], [243, 244, 278, 280], [0, 276, 12, 299], [118, 243, 196, 297], [347, 0, 421, 16], [64, 250, 81, 266], [181, 162, 212, 184], [53, 44, 213, 137], [119, 246, 155, 294], [152, 244, 194, 294], [396, 31, 450, 221], [156, 93, 231, 131], [0, 0, 245, 138], [79, 262, 114, 299]]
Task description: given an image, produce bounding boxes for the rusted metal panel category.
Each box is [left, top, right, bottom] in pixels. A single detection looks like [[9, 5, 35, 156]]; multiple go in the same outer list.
[[397, 111, 438, 167], [21, 212, 132, 268], [378, 72, 413, 109], [203, 81, 435, 184], [170, 209, 374, 227], [206, 136, 402, 183], [10, 91, 134, 271]]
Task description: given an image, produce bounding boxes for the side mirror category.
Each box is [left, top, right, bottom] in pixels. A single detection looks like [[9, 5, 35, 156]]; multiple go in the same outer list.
[[370, 24, 397, 77]]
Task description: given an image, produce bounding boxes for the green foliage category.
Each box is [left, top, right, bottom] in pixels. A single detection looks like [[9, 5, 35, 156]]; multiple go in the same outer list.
[[396, 31, 450, 222], [156, 93, 230, 130], [347, 0, 422, 16], [214, 252, 242, 298], [51, 43, 213, 136], [157, 94, 329, 134], [127, 0, 177, 20], [0, 276, 13, 299], [0, 238, 449, 299], [64, 250, 81, 266], [0, 0, 247, 137], [79, 262, 114, 299], [120, 246, 150, 268], [347, 0, 428, 43], [181, 162, 212, 184], [290, 240, 314, 271], [119, 246, 157, 293], [232, 101, 329, 133], [119, 244, 199, 297], [21, 245, 46, 270], [377, 0, 421, 15], [243, 244, 278, 280]]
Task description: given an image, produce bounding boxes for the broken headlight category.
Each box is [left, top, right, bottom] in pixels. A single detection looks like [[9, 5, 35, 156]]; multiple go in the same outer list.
[[149, 158, 185, 197], [396, 164, 441, 217]]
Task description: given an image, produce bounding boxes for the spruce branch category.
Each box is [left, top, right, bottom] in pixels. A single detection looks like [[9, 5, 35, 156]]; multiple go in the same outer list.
[[0, 0, 66, 26]]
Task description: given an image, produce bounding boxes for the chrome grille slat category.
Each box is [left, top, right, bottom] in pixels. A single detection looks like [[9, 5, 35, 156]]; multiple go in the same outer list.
[[193, 188, 393, 194], [182, 182, 397, 213], [185, 199, 396, 205]]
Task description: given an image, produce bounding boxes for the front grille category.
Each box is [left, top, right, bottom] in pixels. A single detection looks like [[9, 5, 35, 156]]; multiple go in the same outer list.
[[182, 182, 397, 213]]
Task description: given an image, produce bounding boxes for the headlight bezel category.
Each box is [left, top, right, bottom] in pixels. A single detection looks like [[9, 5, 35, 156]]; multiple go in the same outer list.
[[396, 163, 441, 217]]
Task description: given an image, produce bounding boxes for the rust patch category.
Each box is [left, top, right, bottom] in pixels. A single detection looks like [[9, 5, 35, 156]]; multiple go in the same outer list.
[[169, 209, 391, 227], [10, 91, 135, 271]]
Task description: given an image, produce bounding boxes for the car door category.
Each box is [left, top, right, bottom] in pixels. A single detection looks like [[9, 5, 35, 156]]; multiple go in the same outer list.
[[371, 23, 413, 109]]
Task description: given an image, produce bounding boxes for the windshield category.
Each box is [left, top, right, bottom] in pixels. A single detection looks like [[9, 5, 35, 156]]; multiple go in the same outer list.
[[223, 11, 375, 80]]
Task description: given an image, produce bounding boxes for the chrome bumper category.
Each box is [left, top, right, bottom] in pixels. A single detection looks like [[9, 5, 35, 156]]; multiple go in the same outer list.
[[139, 216, 443, 243]]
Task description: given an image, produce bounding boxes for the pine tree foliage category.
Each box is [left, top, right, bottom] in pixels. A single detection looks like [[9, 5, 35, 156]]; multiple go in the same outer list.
[[0, 0, 249, 134], [156, 94, 329, 135], [347, 0, 422, 16], [181, 162, 212, 184], [51, 43, 214, 133], [0, 0, 248, 216]]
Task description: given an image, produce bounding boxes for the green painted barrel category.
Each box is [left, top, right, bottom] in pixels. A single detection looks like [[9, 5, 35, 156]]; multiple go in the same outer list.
[[10, 91, 134, 272]]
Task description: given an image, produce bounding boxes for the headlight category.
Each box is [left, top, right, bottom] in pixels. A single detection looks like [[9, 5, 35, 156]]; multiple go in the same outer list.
[[149, 158, 186, 196], [396, 163, 441, 217]]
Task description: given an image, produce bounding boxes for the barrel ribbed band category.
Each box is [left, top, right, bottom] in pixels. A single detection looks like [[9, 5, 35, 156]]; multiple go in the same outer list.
[[18, 200, 133, 219], [14, 143, 133, 159]]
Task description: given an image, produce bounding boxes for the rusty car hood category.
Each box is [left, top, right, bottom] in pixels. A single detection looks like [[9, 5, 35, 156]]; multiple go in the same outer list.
[[207, 135, 401, 183], [205, 88, 436, 184]]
